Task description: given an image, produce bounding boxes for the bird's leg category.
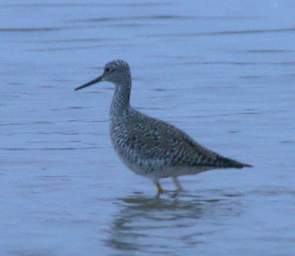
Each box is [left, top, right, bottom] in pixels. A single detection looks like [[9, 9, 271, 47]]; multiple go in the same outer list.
[[154, 180, 164, 197], [172, 177, 183, 192]]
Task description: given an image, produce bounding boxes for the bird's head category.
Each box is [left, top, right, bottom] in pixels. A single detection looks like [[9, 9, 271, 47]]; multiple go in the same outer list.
[[75, 59, 131, 91]]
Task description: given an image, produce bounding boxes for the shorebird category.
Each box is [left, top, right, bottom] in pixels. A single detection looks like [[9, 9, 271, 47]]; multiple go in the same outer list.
[[75, 60, 251, 196]]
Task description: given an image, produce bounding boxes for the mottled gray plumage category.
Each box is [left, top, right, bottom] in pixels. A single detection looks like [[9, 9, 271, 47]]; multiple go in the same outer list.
[[75, 59, 252, 195]]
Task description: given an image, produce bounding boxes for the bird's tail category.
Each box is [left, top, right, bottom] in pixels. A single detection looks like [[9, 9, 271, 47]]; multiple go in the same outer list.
[[218, 156, 253, 169]]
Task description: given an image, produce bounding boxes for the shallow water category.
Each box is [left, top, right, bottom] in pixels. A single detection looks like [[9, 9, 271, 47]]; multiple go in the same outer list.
[[0, 0, 295, 255]]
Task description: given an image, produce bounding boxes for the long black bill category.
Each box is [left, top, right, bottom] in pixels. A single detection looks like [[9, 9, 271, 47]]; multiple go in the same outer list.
[[74, 75, 103, 91]]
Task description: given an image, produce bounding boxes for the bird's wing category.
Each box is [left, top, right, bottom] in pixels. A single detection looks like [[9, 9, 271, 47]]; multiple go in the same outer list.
[[124, 111, 221, 168]]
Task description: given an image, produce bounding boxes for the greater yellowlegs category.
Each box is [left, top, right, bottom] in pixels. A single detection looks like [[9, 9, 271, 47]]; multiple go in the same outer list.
[[75, 60, 251, 195]]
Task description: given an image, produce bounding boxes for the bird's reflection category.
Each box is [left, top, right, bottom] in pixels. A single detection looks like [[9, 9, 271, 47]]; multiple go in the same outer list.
[[105, 191, 242, 255]]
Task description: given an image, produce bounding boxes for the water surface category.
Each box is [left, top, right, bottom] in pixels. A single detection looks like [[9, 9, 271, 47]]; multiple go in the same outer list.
[[0, 1, 294, 255]]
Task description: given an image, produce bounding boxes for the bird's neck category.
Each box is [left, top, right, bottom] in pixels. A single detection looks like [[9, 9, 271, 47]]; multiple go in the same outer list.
[[110, 80, 131, 118]]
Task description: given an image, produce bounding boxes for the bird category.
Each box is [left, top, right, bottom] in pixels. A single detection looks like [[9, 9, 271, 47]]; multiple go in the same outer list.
[[75, 59, 252, 196]]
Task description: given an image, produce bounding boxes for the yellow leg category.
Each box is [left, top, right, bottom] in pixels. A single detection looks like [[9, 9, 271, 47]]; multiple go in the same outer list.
[[155, 181, 164, 196], [172, 177, 183, 192]]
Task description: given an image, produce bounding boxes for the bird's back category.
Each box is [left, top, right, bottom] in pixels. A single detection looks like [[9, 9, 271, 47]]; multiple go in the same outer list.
[[110, 108, 249, 178]]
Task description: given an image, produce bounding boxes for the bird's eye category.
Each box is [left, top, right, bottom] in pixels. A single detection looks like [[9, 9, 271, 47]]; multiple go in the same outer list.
[[105, 67, 112, 73]]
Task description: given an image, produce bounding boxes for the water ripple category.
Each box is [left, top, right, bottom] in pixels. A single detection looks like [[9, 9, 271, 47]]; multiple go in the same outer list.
[[105, 193, 242, 255]]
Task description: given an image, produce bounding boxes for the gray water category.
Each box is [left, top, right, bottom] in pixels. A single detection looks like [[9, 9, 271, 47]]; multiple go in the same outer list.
[[1, 1, 295, 255]]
